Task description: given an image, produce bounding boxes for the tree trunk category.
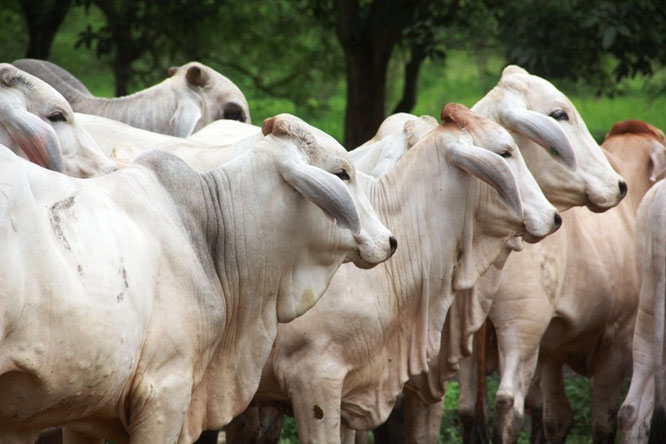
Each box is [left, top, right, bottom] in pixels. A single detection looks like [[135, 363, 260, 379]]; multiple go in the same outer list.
[[343, 43, 392, 148], [335, 0, 428, 149], [392, 44, 427, 114], [19, 0, 72, 59]]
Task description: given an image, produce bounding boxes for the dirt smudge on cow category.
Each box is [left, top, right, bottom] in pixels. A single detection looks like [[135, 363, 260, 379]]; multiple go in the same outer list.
[[48, 195, 75, 251]]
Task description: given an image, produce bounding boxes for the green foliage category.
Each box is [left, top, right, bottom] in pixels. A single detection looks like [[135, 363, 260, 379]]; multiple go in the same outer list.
[[495, 0, 666, 93]]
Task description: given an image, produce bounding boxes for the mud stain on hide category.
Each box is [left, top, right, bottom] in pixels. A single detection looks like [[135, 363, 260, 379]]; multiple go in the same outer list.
[[117, 259, 129, 303], [48, 195, 75, 251], [77, 264, 83, 276], [313, 405, 324, 420], [539, 254, 558, 299]]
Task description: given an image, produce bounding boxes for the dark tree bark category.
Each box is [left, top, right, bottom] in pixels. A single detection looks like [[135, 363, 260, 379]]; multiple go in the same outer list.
[[91, 0, 145, 96], [335, 0, 429, 149], [392, 43, 427, 114], [19, 0, 72, 59]]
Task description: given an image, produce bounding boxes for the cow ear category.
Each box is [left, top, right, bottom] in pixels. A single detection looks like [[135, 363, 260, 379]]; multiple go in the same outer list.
[[445, 141, 523, 217], [186, 65, 208, 87], [650, 141, 666, 181], [1, 107, 63, 172], [498, 106, 577, 171], [278, 159, 361, 234], [262, 117, 276, 135], [167, 66, 178, 77]]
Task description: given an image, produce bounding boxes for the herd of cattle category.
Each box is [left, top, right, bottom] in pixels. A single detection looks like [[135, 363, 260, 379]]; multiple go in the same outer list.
[[0, 58, 664, 444]]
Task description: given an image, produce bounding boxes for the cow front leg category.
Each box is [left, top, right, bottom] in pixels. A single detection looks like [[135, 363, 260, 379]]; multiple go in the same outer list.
[[589, 344, 631, 444], [127, 372, 193, 444], [539, 360, 572, 444], [287, 367, 346, 444], [403, 392, 442, 444], [491, 334, 541, 444], [61, 427, 104, 444]]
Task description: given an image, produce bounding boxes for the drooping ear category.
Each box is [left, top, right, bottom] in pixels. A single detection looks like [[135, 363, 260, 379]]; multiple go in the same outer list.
[[278, 159, 361, 234], [185, 65, 208, 87], [1, 107, 63, 172], [167, 66, 178, 77], [445, 141, 523, 217], [169, 100, 202, 137], [498, 106, 577, 170], [650, 140, 666, 181]]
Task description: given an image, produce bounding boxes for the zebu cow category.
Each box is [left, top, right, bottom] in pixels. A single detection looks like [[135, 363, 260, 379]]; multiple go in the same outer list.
[[472, 120, 664, 444], [616, 125, 666, 443], [0, 114, 396, 443], [0, 64, 115, 177], [350, 66, 625, 444], [350, 113, 438, 177], [12, 59, 251, 136], [74, 113, 262, 172], [224, 104, 561, 444]]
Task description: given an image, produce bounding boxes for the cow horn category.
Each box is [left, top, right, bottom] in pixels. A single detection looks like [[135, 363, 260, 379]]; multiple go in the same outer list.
[[278, 159, 361, 234], [445, 141, 523, 217], [1, 107, 63, 172], [500, 107, 577, 171]]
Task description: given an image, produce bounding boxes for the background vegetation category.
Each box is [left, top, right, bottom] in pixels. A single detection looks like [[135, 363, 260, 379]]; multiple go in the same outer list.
[[2, 1, 664, 442]]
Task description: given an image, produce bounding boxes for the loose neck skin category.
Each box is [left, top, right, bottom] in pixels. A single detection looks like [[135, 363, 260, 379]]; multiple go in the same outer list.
[[150, 152, 285, 438], [73, 78, 181, 134], [365, 133, 474, 363]]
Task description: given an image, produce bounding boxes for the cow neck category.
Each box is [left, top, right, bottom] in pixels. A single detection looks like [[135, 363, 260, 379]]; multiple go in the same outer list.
[[192, 156, 283, 433], [368, 132, 474, 361], [604, 136, 655, 213], [74, 79, 179, 134]]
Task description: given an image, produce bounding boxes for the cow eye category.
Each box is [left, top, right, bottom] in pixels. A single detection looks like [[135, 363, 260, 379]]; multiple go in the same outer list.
[[48, 111, 67, 122], [334, 170, 350, 181], [223, 103, 245, 122], [549, 110, 569, 121], [549, 147, 559, 157], [500, 151, 512, 158]]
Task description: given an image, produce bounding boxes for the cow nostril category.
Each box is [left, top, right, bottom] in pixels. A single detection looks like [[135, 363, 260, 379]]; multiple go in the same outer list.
[[389, 236, 398, 255], [553, 212, 562, 230], [618, 180, 628, 198]]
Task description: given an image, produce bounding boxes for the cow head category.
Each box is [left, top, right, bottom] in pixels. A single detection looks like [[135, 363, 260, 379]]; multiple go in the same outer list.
[[168, 62, 252, 133], [0, 64, 116, 177], [472, 65, 626, 212], [258, 114, 396, 322], [436, 104, 560, 289]]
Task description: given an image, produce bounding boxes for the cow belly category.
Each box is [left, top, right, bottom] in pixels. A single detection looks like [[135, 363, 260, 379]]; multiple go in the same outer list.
[[0, 287, 147, 426]]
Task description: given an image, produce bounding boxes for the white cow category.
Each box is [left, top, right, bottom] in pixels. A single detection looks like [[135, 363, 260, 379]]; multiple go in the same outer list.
[[12, 59, 251, 136], [75, 112, 264, 172], [474, 120, 664, 444], [348, 65, 625, 444], [229, 104, 560, 444], [617, 124, 666, 443], [350, 113, 438, 177], [0, 64, 116, 177], [0, 113, 396, 443]]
